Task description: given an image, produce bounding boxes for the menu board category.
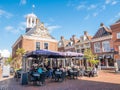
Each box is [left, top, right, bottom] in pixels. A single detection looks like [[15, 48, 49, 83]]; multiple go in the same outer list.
[[2, 65, 10, 77]]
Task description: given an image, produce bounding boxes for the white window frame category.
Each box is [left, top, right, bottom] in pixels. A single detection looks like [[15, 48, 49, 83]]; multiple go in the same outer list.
[[44, 42, 49, 50], [94, 42, 101, 53], [117, 32, 120, 39], [36, 42, 40, 50], [102, 41, 110, 52]]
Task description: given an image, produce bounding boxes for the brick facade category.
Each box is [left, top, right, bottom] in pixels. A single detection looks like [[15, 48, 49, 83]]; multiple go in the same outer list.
[[111, 22, 120, 60], [12, 13, 58, 58]]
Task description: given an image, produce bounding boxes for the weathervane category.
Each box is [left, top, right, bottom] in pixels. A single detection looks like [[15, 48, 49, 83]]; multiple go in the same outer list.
[[32, 4, 35, 13]]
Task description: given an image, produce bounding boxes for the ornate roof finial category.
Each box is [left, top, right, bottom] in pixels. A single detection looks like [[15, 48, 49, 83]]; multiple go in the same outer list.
[[100, 23, 104, 27], [32, 4, 35, 13]]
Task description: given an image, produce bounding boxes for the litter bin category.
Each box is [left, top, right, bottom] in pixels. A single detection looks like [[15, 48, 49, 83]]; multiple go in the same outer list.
[[20, 72, 28, 85]]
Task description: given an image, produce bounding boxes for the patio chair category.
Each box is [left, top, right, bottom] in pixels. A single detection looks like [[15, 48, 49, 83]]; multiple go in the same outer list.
[[73, 71, 79, 79], [61, 71, 66, 82], [79, 69, 85, 77], [28, 73, 37, 85], [54, 71, 62, 82], [68, 70, 74, 79], [39, 72, 46, 85], [93, 70, 98, 77]]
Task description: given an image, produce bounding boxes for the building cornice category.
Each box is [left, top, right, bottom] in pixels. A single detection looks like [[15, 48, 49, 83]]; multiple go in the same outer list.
[[23, 35, 58, 43], [65, 46, 74, 49], [91, 35, 112, 42], [75, 40, 91, 45]]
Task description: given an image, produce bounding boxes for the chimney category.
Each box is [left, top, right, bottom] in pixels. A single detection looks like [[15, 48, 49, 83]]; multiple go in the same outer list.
[[72, 35, 76, 40], [70, 38, 73, 41], [84, 31, 88, 36], [61, 36, 64, 40]]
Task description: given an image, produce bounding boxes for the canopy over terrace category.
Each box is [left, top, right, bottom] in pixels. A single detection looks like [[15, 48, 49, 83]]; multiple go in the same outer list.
[[23, 50, 84, 72], [25, 49, 84, 58]]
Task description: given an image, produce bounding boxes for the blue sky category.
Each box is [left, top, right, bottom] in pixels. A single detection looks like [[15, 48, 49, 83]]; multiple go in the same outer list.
[[0, 0, 120, 53]]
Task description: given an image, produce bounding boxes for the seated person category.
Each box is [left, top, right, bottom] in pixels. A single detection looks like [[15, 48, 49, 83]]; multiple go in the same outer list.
[[37, 66, 43, 74], [89, 67, 97, 77]]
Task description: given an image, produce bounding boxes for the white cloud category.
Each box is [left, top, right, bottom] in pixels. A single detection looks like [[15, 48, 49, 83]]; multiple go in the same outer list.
[[48, 18, 55, 22], [5, 26, 14, 31], [109, 12, 120, 23], [84, 15, 90, 20], [105, 0, 111, 4], [46, 24, 61, 33], [5, 26, 19, 34], [111, 1, 117, 5], [0, 49, 10, 57], [5, 22, 26, 34], [0, 9, 13, 18], [105, 0, 118, 5], [93, 12, 98, 17], [20, 0, 26, 5], [88, 4, 97, 10], [102, 5, 106, 10], [115, 12, 120, 18], [76, 4, 85, 10], [47, 25, 61, 30]]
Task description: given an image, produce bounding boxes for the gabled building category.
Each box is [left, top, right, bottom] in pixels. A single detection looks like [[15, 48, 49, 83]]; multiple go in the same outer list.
[[75, 31, 92, 53], [74, 31, 92, 67], [91, 23, 114, 68], [12, 13, 58, 58], [58, 36, 69, 52], [110, 19, 120, 69], [65, 35, 79, 52], [58, 35, 78, 52]]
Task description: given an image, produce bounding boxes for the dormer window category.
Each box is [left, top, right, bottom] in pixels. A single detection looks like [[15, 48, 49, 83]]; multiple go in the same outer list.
[[68, 41, 73, 46]]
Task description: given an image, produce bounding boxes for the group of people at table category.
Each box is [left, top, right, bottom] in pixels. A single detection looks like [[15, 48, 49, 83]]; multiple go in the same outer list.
[[27, 63, 98, 85]]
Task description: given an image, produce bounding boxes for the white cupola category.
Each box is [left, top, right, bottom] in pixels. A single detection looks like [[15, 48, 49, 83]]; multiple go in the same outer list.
[[26, 13, 37, 28]]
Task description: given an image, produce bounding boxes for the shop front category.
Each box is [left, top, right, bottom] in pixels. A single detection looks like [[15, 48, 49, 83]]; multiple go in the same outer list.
[[98, 54, 114, 69]]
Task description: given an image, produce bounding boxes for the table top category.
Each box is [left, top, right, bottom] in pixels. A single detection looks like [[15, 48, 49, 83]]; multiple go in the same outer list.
[[33, 73, 40, 77]]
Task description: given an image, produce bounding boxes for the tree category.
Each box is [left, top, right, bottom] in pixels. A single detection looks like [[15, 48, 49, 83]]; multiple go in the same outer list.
[[84, 49, 99, 68], [5, 56, 13, 65], [15, 48, 26, 69]]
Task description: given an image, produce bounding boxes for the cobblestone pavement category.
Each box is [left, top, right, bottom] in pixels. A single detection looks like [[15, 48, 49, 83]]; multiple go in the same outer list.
[[0, 70, 120, 90]]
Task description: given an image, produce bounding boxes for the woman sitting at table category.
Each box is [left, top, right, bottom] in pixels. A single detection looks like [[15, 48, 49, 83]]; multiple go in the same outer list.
[[37, 65, 43, 74]]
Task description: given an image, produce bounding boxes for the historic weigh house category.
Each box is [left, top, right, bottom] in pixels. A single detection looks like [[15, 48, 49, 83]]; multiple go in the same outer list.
[[12, 13, 58, 58]]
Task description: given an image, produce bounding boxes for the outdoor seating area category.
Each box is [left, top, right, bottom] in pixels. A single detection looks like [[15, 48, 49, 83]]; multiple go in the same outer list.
[[13, 49, 99, 86], [14, 66, 99, 86]]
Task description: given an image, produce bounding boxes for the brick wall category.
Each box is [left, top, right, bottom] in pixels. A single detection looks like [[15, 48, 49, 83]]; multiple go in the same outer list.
[[12, 37, 58, 58], [111, 23, 120, 60]]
